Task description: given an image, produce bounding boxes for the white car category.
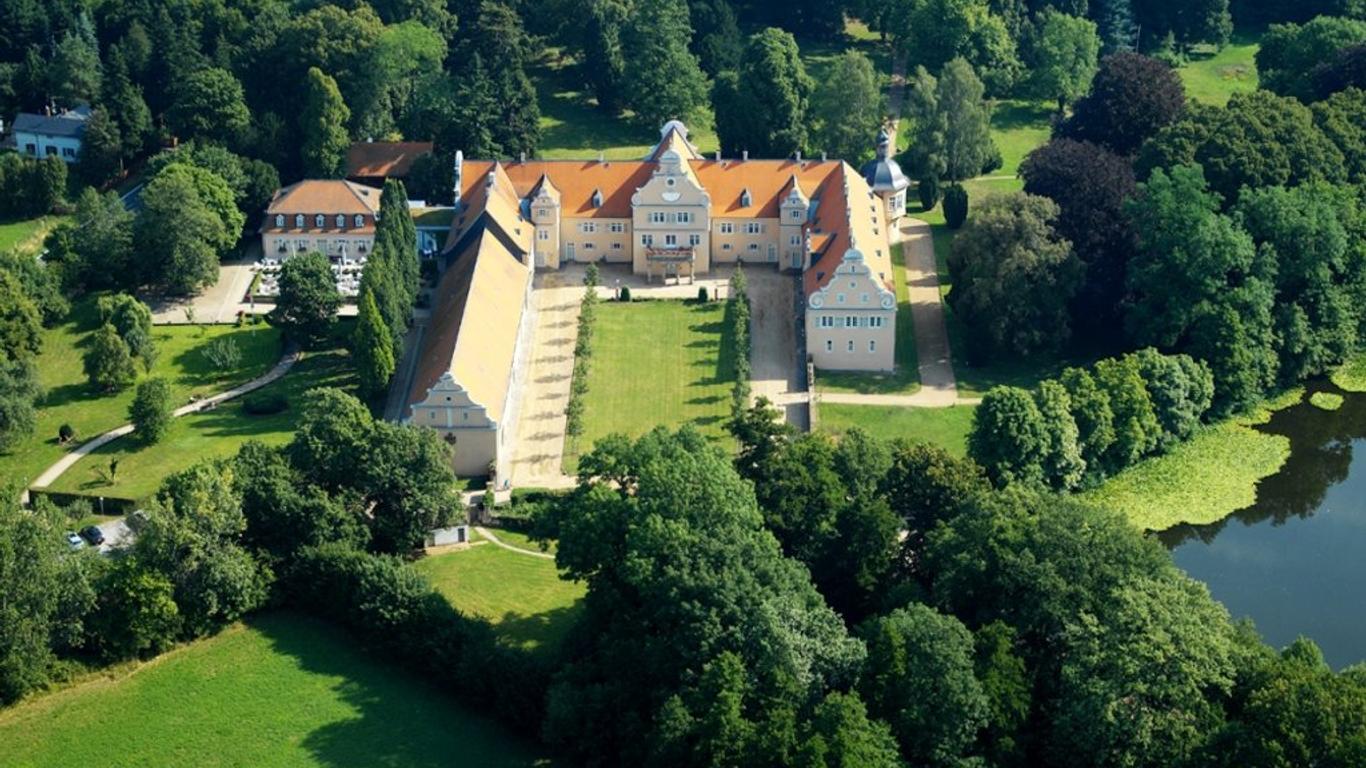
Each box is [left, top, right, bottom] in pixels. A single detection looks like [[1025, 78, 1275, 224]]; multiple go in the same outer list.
[[64, 532, 86, 551]]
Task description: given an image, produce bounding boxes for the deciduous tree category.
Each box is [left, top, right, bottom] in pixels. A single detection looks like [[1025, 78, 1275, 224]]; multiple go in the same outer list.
[[269, 252, 340, 347], [301, 67, 351, 178], [1057, 52, 1185, 155], [1029, 10, 1101, 112]]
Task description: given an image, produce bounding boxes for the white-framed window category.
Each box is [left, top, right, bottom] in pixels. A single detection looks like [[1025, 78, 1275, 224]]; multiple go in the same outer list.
[[294, 214, 305, 227], [611, 242, 622, 250], [869, 340, 877, 353], [355, 215, 365, 227], [334, 214, 344, 227], [689, 234, 701, 246], [790, 210, 802, 220], [819, 316, 834, 328], [837, 293, 846, 304], [745, 222, 762, 234], [723, 243, 732, 250], [583, 242, 595, 250], [719, 222, 735, 234], [537, 208, 549, 217], [790, 235, 800, 246], [845, 316, 858, 328], [642, 234, 654, 246], [869, 316, 885, 328], [665, 234, 678, 246], [62, 147, 75, 158], [826, 339, 833, 352], [848, 340, 855, 352], [580, 222, 596, 233], [275, 214, 285, 227], [677, 211, 692, 223], [861, 293, 869, 304], [609, 222, 625, 233], [650, 211, 666, 224], [537, 229, 549, 241], [315, 214, 325, 227], [748, 243, 758, 251]]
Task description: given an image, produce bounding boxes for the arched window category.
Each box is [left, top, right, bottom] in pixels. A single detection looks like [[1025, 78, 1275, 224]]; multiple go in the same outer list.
[[354, 214, 364, 227], [294, 214, 304, 227], [275, 214, 284, 227], [314, 214, 325, 228], [335, 214, 345, 227]]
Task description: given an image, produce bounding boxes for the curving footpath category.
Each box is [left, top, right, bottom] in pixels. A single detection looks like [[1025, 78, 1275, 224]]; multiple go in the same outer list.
[[474, 526, 555, 560], [28, 347, 301, 491]]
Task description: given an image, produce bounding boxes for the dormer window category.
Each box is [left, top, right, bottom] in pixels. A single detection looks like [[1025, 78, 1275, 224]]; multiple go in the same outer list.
[[275, 214, 284, 227], [740, 189, 752, 207], [355, 215, 364, 227], [294, 214, 304, 227], [335, 214, 345, 228], [314, 214, 325, 227], [591, 189, 603, 208]]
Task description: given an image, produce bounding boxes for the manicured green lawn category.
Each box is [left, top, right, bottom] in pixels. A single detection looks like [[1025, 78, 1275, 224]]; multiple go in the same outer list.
[[990, 100, 1053, 177], [0, 612, 544, 768], [817, 245, 920, 395], [49, 345, 356, 501], [0, 299, 282, 490], [0, 216, 63, 254], [1177, 32, 1260, 105], [1078, 389, 1304, 531], [415, 532, 584, 656], [819, 403, 977, 457], [566, 299, 738, 471]]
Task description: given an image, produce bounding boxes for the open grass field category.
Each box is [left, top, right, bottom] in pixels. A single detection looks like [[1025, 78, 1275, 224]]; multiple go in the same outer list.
[[990, 100, 1053, 177], [415, 532, 584, 655], [49, 344, 357, 501], [819, 403, 976, 457], [817, 245, 920, 395], [0, 298, 282, 490], [565, 299, 738, 471], [0, 612, 545, 768], [1078, 389, 1304, 531], [1178, 32, 1260, 105], [0, 216, 63, 254]]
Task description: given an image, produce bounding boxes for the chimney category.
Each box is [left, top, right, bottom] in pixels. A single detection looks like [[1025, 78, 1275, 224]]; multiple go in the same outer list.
[[714, 150, 721, 161], [821, 151, 828, 161], [795, 150, 802, 162], [452, 150, 464, 208], [741, 150, 749, 161], [519, 151, 526, 163], [598, 151, 605, 163], [366, 136, 373, 143]]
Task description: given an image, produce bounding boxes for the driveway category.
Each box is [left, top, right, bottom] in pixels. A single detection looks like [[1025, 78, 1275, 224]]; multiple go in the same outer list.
[[96, 518, 135, 554], [506, 272, 582, 487], [746, 269, 809, 429]]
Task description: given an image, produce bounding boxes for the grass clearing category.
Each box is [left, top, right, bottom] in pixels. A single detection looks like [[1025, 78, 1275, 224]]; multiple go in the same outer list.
[[0, 298, 282, 490], [990, 100, 1053, 177], [1331, 350, 1366, 393], [0, 216, 63, 254], [565, 299, 737, 472], [819, 403, 977, 457], [817, 244, 920, 395], [0, 612, 545, 768], [49, 343, 357, 501], [1079, 389, 1304, 531], [415, 533, 584, 656], [1177, 32, 1260, 105]]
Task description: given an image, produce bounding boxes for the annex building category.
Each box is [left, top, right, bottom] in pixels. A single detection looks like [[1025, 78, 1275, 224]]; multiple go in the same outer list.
[[404, 121, 898, 478]]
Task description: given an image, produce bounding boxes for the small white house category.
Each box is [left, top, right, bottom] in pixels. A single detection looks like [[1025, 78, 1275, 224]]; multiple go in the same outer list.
[[10, 105, 92, 163]]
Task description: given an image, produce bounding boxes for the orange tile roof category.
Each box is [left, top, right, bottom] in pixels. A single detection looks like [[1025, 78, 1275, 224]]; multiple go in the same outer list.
[[502, 160, 654, 218], [346, 141, 433, 179], [802, 165, 895, 297], [264, 180, 381, 216], [692, 159, 841, 218]]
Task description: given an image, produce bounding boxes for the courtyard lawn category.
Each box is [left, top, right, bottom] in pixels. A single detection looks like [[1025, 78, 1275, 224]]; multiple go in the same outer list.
[[48, 344, 357, 502], [819, 402, 977, 457], [415, 532, 584, 656], [990, 100, 1053, 177], [817, 245, 920, 395], [1178, 32, 1260, 105], [1078, 389, 1304, 531], [0, 298, 282, 490], [565, 299, 738, 472], [0, 216, 63, 254], [0, 612, 545, 768]]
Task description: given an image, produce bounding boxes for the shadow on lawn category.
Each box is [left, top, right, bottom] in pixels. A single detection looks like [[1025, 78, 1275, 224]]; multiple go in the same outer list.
[[252, 612, 543, 768], [494, 603, 585, 658]]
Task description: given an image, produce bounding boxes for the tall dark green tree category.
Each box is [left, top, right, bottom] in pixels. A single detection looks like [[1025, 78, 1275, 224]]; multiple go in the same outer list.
[[353, 286, 396, 399], [622, 0, 709, 125], [713, 28, 811, 157], [166, 67, 251, 149], [300, 67, 351, 178], [270, 252, 340, 347]]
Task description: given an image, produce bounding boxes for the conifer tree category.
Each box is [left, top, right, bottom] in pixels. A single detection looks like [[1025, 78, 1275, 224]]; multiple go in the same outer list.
[[353, 287, 396, 399], [622, 0, 710, 125], [301, 68, 351, 178]]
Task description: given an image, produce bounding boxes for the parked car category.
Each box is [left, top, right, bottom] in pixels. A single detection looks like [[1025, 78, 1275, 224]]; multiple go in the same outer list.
[[65, 532, 86, 550], [79, 525, 105, 546]]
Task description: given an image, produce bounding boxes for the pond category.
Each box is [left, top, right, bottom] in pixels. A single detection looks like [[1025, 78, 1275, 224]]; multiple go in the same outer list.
[[1159, 386, 1366, 669]]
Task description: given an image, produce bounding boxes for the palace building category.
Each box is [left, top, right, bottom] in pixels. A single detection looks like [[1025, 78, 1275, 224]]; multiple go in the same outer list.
[[404, 121, 897, 478]]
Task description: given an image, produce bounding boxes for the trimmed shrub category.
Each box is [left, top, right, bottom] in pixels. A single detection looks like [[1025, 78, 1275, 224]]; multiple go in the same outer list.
[[619, 285, 632, 301], [918, 175, 942, 210], [58, 423, 75, 443], [698, 286, 709, 302], [943, 185, 969, 229]]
